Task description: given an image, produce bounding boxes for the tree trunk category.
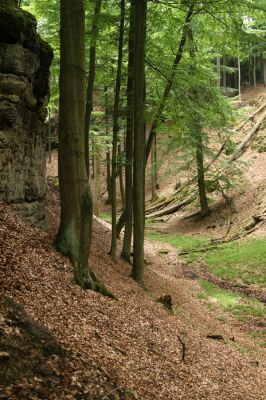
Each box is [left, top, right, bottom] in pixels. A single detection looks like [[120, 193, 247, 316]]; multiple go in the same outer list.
[[151, 134, 158, 200], [84, 0, 102, 178], [131, 0, 147, 286], [48, 106, 52, 164], [222, 55, 227, 87], [121, 0, 134, 262], [56, 0, 95, 289], [216, 56, 221, 87], [263, 59, 266, 86], [118, 143, 125, 209], [104, 86, 112, 203], [195, 128, 209, 217], [189, 27, 209, 218], [253, 53, 257, 89], [238, 54, 241, 100], [110, 0, 125, 261]]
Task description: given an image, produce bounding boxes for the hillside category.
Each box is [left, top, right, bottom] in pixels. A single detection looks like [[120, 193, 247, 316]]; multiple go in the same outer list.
[[0, 177, 266, 399]]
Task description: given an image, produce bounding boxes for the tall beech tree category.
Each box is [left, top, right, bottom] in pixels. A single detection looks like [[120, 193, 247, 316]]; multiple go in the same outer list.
[[56, 0, 96, 289], [110, 0, 125, 261], [131, 0, 147, 286], [121, 0, 135, 263], [85, 0, 102, 178]]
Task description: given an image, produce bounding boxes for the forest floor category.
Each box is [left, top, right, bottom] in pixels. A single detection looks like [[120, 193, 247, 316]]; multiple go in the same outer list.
[[1, 85, 266, 399]]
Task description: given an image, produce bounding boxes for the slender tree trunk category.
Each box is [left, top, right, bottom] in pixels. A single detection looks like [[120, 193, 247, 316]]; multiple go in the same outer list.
[[263, 59, 266, 86], [85, 0, 102, 178], [110, 0, 125, 261], [94, 149, 100, 217], [131, 0, 147, 286], [48, 106, 52, 164], [222, 55, 227, 87], [56, 0, 95, 289], [189, 27, 209, 218], [253, 53, 257, 88], [216, 56, 221, 87], [118, 143, 125, 209], [145, 3, 194, 165], [151, 134, 158, 200], [121, 0, 135, 262], [238, 54, 241, 101], [104, 86, 112, 203], [195, 128, 209, 217]]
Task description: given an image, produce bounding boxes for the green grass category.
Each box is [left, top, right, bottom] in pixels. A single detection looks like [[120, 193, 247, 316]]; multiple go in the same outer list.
[[199, 280, 265, 321], [145, 230, 266, 287], [145, 232, 208, 262], [100, 213, 112, 223], [203, 239, 266, 287]]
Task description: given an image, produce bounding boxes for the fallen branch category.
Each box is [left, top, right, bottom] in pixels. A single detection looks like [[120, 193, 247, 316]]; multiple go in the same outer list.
[[177, 335, 186, 362], [146, 197, 195, 219], [236, 102, 266, 132], [231, 109, 266, 161]]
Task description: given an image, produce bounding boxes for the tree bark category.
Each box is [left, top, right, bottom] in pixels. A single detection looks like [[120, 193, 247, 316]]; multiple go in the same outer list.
[[56, 0, 95, 289], [195, 128, 209, 217], [131, 0, 147, 286], [85, 0, 102, 178], [253, 53, 257, 89], [238, 54, 241, 101], [121, 0, 135, 262], [110, 0, 125, 261]]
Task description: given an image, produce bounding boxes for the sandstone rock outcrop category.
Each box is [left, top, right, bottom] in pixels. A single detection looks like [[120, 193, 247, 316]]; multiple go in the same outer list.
[[0, 1, 53, 227]]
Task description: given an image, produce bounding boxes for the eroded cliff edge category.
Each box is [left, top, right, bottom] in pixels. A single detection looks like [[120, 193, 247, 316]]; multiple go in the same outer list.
[[0, 0, 53, 227]]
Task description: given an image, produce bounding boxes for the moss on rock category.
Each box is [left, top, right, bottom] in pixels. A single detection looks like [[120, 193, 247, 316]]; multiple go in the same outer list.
[[0, 4, 37, 51]]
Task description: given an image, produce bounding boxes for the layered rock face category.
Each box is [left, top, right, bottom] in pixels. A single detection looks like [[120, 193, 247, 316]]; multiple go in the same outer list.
[[0, 1, 53, 227]]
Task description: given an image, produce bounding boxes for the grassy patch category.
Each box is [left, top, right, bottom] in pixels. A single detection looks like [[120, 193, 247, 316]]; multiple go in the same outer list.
[[146, 231, 266, 287], [100, 213, 112, 223], [145, 232, 208, 262], [199, 280, 265, 322], [203, 239, 266, 287]]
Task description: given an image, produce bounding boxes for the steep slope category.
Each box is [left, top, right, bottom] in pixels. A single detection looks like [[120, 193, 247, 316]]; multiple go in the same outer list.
[[0, 190, 265, 399]]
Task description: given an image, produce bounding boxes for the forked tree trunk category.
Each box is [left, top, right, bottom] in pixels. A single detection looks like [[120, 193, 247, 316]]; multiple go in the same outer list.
[[110, 0, 125, 261], [85, 0, 102, 178], [131, 0, 147, 286], [121, 0, 135, 263], [56, 0, 95, 289]]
